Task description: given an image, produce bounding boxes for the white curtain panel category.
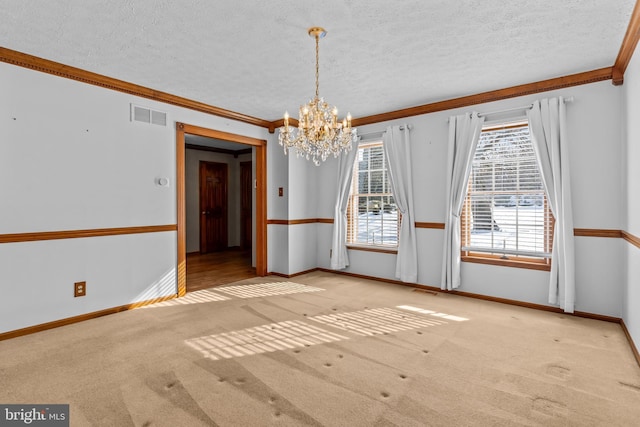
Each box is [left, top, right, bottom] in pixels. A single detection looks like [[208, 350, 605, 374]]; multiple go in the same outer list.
[[383, 125, 418, 282], [441, 112, 485, 290], [330, 142, 358, 270], [527, 97, 575, 313]]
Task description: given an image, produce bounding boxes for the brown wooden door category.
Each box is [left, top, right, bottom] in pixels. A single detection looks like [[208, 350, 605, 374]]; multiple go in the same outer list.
[[199, 161, 228, 253], [240, 161, 252, 251]]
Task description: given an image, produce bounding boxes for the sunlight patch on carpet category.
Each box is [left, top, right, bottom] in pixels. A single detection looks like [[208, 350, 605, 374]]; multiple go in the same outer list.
[[185, 320, 348, 360], [216, 282, 324, 299], [309, 307, 448, 336], [396, 305, 469, 322], [142, 289, 230, 308]]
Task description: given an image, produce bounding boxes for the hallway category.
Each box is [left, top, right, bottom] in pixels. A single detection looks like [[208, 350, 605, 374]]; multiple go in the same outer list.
[[186, 250, 256, 292]]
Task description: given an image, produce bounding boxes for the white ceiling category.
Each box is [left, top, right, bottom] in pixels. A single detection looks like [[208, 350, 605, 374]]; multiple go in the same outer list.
[[0, 1, 635, 122]]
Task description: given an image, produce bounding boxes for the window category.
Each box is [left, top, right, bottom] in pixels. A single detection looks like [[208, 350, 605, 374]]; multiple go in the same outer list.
[[461, 121, 553, 267], [347, 141, 399, 247]]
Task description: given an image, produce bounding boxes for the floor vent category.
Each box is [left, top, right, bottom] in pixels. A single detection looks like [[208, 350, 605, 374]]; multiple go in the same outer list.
[[131, 104, 167, 126]]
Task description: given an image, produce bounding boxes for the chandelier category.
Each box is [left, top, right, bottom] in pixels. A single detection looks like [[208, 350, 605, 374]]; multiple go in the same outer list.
[[279, 27, 357, 166]]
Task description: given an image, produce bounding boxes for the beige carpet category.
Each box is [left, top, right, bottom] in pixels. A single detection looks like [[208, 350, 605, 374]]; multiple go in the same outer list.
[[1, 271, 639, 426]]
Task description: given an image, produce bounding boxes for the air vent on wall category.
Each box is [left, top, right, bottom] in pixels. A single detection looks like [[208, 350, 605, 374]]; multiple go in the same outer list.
[[131, 104, 167, 126]]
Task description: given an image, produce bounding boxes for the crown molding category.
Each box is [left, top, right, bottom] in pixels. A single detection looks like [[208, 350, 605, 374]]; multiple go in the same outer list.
[[0, 47, 272, 129], [267, 67, 613, 130], [0, 47, 621, 132], [350, 67, 613, 127], [268, 117, 299, 134], [612, 0, 640, 85]]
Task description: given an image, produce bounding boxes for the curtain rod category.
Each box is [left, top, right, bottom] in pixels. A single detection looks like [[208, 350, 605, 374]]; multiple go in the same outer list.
[[478, 96, 574, 118], [358, 124, 413, 141], [478, 104, 533, 117], [446, 97, 575, 123]]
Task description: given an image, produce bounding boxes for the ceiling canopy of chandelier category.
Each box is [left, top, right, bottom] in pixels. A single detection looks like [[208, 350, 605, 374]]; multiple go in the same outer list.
[[279, 27, 357, 166]]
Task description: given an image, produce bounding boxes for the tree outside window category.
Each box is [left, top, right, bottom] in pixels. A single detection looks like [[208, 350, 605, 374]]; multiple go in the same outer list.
[[347, 141, 399, 246], [462, 122, 553, 263]]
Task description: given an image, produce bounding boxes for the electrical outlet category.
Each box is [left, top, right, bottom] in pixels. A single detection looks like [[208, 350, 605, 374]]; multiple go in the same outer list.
[[74, 281, 86, 297]]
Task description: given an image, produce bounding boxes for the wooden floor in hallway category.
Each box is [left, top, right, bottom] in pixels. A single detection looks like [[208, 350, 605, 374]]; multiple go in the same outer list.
[[186, 249, 256, 293]]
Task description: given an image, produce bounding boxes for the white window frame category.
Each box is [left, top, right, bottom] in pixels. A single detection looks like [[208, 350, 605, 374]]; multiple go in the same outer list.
[[346, 141, 399, 248], [461, 121, 554, 269]]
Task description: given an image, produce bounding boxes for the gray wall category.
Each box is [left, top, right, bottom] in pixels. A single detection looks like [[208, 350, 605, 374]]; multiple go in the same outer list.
[[0, 62, 268, 333], [1, 54, 636, 341], [310, 81, 625, 318], [623, 43, 640, 350]]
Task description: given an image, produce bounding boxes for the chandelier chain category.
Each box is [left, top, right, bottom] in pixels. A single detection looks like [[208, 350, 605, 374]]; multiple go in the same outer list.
[[315, 33, 320, 98]]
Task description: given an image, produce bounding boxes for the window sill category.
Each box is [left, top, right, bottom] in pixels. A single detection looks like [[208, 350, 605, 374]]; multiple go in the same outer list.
[[347, 244, 398, 254], [461, 254, 551, 271]]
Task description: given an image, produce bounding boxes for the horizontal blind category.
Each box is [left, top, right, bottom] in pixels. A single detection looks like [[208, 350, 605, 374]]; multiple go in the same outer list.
[[462, 123, 553, 258], [347, 142, 398, 246]]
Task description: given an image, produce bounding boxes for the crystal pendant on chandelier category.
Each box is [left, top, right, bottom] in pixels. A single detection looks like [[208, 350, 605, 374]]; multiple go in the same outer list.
[[279, 27, 357, 166]]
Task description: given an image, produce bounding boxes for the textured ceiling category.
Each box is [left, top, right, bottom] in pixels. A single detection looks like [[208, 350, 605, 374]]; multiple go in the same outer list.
[[0, 1, 635, 122]]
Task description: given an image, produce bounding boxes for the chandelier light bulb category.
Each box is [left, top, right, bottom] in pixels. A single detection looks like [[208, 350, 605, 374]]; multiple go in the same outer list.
[[279, 26, 357, 166]]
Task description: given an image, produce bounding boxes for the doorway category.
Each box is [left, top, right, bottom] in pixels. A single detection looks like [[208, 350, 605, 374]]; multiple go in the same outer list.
[[176, 122, 267, 297]]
